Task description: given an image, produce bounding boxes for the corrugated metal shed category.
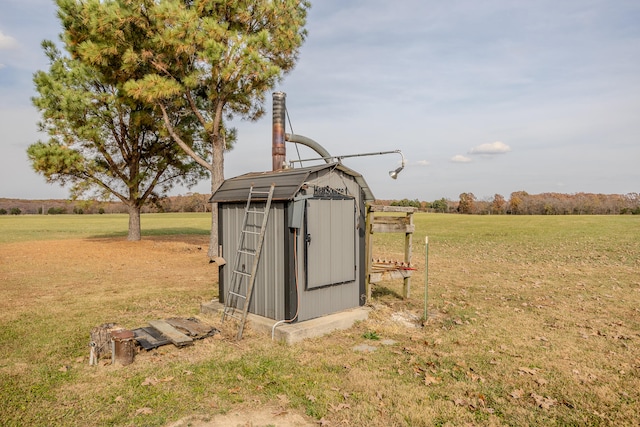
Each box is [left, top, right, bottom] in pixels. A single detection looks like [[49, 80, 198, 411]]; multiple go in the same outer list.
[[210, 163, 374, 204], [213, 161, 371, 323]]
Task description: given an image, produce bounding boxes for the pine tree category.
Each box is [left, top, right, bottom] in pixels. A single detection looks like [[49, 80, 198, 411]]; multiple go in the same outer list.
[[28, 41, 206, 240], [56, 0, 310, 256]]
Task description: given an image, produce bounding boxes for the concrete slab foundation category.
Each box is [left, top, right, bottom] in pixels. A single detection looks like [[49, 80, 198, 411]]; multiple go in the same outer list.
[[201, 300, 370, 344]]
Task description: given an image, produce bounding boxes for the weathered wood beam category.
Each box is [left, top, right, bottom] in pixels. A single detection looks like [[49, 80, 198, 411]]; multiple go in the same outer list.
[[368, 205, 417, 213], [371, 223, 415, 233], [148, 320, 193, 347]]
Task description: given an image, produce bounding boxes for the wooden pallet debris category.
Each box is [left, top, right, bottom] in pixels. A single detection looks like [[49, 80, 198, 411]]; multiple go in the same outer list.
[[90, 317, 220, 366], [166, 317, 218, 339], [134, 317, 219, 350], [148, 320, 194, 347]]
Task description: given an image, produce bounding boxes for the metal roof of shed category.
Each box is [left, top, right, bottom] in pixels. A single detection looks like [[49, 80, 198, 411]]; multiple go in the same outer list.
[[209, 163, 375, 203]]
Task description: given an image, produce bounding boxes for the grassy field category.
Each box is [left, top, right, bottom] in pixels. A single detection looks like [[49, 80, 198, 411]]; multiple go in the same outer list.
[[0, 213, 639, 426], [0, 213, 210, 243]]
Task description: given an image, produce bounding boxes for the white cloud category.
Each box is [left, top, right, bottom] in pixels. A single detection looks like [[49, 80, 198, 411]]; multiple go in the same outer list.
[[0, 31, 19, 50], [415, 160, 430, 166], [469, 141, 512, 155], [451, 155, 472, 163]]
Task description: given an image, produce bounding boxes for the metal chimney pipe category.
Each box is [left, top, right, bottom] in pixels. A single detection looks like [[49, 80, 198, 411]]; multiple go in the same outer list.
[[272, 92, 286, 171]]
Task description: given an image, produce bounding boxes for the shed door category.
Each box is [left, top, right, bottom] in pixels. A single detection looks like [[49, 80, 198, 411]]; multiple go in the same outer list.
[[305, 198, 356, 289]]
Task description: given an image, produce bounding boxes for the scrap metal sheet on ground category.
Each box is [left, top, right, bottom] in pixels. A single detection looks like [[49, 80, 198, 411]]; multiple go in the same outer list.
[[166, 317, 219, 339], [133, 318, 219, 350], [132, 326, 171, 350]]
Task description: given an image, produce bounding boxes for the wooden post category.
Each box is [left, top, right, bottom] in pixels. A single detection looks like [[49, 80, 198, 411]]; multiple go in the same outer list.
[[403, 211, 414, 299], [365, 204, 374, 301], [89, 323, 121, 365], [366, 205, 416, 301]]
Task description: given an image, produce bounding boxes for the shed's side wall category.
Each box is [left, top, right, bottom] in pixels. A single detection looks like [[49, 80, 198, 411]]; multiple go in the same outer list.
[[219, 202, 287, 320]]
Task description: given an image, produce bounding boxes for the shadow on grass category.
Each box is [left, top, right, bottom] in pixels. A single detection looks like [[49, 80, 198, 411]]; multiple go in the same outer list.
[[371, 285, 404, 300], [87, 227, 209, 243]]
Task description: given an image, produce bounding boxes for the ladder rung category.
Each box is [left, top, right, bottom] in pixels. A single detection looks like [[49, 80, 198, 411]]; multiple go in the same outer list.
[[228, 291, 247, 299], [223, 182, 275, 340], [233, 270, 251, 277], [223, 312, 242, 321]]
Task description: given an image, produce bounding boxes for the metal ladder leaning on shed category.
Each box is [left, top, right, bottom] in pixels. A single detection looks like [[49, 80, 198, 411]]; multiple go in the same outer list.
[[222, 183, 275, 340]]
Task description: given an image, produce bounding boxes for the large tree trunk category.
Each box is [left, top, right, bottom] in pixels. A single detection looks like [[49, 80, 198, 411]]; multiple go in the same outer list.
[[207, 166, 224, 259], [208, 202, 218, 258], [127, 204, 142, 241], [207, 130, 225, 258]]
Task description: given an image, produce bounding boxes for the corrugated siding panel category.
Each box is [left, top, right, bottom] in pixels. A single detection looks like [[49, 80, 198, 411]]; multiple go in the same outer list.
[[220, 203, 286, 320], [251, 204, 285, 319], [296, 257, 359, 322]]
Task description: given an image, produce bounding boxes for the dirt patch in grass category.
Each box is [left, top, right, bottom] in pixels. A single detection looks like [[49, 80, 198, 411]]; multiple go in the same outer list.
[[0, 235, 214, 323], [166, 405, 316, 427]]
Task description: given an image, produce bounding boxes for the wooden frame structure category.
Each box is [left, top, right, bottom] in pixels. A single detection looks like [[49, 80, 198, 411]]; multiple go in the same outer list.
[[364, 205, 417, 301]]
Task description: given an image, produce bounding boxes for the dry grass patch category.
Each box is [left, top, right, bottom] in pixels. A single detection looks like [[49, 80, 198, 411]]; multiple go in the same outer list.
[[1, 214, 639, 426]]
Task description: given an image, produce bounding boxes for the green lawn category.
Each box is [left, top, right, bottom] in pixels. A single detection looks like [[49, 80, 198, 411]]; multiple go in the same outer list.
[[0, 213, 210, 243]]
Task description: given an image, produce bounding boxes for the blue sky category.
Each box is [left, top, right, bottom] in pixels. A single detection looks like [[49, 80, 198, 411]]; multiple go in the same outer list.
[[1, 0, 639, 201]]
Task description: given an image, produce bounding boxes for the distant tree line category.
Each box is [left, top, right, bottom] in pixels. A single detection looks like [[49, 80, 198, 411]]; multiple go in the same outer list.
[[383, 191, 640, 215], [3, 191, 639, 216], [470, 192, 640, 215], [0, 193, 211, 216]]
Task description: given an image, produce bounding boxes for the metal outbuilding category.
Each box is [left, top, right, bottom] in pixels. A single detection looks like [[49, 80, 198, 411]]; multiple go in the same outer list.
[[210, 162, 374, 323]]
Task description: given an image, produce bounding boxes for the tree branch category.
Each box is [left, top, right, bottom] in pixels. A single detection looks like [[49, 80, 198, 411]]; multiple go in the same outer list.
[[158, 102, 212, 172]]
